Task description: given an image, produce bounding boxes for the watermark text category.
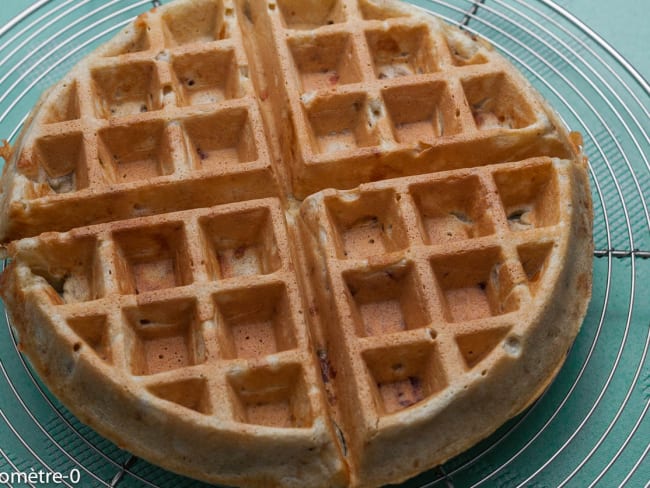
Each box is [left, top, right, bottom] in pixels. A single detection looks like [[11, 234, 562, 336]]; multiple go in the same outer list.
[[0, 467, 80, 484]]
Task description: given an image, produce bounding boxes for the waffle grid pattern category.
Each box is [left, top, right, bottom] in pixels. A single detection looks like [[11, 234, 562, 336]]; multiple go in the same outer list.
[[25, 197, 326, 431], [9, 0, 278, 237], [264, 0, 565, 196], [301, 156, 566, 418], [0, 0, 594, 486]]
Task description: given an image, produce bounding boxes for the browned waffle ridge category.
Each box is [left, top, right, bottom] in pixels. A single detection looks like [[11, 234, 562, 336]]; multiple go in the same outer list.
[[0, 1, 593, 487]]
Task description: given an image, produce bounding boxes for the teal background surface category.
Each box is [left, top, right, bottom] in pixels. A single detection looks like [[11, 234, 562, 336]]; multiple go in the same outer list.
[[558, 0, 648, 81], [0, 1, 648, 487]]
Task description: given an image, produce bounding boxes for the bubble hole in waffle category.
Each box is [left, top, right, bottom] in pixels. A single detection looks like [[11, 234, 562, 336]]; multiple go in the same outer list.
[[0, 0, 593, 487]]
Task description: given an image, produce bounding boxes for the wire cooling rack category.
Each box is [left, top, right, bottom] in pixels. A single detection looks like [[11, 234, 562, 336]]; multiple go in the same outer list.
[[0, 0, 648, 486]]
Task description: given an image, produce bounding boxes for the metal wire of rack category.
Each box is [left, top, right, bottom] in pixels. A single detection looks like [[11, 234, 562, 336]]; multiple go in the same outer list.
[[0, 0, 647, 487]]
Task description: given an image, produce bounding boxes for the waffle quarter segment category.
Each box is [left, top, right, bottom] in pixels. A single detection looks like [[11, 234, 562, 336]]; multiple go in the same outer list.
[[1, 198, 347, 486], [298, 155, 592, 485], [247, 0, 575, 198], [0, 1, 280, 243]]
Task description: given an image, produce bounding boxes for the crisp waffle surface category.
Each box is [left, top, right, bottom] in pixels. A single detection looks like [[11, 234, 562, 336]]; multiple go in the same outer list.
[[0, 0, 593, 487]]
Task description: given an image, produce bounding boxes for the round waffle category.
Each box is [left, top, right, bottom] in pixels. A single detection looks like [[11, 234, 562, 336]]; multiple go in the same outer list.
[[0, 0, 592, 486]]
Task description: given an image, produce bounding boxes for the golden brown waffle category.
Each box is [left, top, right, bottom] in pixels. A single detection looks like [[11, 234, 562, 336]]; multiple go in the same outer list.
[[0, 0, 593, 487], [2, 199, 347, 486], [0, 0, 278, 241], [298, 156, 592, 485], [247, 0, 575, 197]]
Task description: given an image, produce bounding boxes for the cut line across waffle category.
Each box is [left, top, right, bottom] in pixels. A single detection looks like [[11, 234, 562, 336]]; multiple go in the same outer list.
[[0, 0, 575, 242], [0, 1, 593, 487]]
